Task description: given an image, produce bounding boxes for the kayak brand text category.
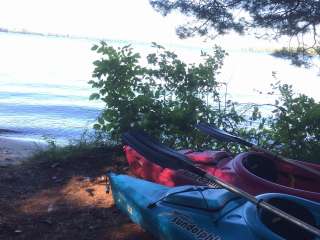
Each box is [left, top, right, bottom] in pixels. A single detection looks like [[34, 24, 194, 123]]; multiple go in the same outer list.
[[181, 170, 221, 189], [171, 215, 221, 240]]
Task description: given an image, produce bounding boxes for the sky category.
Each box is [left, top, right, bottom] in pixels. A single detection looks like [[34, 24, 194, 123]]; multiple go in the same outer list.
[[0, 0, 187, 41], [0, 0, 285, 49]]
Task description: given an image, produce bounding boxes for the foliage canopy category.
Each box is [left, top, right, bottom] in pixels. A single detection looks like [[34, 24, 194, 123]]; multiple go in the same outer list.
[[150, 0, 320, 66], [89, 42, 320, 162], [150, 0, 320, 39], [265, 84, 320, 162], [89, 42, 245, 148]]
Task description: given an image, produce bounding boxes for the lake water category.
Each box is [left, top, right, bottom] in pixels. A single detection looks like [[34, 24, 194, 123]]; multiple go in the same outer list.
[[0, 33, 319, 144]]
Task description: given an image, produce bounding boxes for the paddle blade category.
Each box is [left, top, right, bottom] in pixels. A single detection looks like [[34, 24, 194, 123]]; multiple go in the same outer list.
[[122, 130, 204, 175], [196, 123, 253, 147]]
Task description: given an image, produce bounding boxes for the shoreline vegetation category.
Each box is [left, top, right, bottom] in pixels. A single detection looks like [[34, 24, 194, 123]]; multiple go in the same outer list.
[[0, 128, 104, 167], [0, 27, 88, 40], [0, 127, 114, 167], [0, 27, 281, 53], [0, 129, 20, 134], [271, 47, 320, 68]]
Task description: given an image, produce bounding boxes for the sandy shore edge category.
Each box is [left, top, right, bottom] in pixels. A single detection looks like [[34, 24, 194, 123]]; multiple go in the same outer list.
[[0, 136, 47, 166]]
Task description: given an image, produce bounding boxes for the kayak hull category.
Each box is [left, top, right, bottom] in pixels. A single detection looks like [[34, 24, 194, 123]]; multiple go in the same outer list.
[[108, 173, 320, 240], [125, 146, 320, 202]]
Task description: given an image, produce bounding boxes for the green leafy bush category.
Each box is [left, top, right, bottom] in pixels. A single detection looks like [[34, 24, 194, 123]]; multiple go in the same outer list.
[[89, 42, 319, 162], [89, 42, 244, 148], [241, 83, 320, 163], [266, 84, 320, 162]]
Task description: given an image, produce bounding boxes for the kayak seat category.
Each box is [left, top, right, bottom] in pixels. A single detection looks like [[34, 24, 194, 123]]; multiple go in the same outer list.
[[259, 198, 316, 240], [243, 154, 278, 182]]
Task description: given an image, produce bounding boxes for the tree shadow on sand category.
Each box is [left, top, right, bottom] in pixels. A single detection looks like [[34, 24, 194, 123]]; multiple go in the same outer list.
[[0, 146, 155, 240]]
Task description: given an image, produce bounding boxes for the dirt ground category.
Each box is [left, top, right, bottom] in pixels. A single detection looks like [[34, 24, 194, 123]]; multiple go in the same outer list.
[[0, 146, 155, 240]]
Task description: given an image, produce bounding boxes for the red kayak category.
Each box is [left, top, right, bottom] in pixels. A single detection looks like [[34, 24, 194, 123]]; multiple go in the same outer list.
[[125, 145, 320, 202]]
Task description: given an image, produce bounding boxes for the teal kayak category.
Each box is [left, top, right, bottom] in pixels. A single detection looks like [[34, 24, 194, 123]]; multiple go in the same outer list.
[[108, 173, 320, 240]]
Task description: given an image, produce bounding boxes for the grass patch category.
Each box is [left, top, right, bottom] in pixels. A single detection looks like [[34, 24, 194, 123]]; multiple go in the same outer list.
[[29, 132, 124, 166]]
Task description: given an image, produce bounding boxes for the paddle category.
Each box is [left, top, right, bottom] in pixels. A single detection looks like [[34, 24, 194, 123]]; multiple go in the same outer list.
[[122, 130, 320, 238], [196, 122, 320, 177]]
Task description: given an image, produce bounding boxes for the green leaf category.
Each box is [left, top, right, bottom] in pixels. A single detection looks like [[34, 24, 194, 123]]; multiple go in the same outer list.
[[98, 117, 105, 125], [91, 45, 99, 51], [93, 60, 101, 66], [89, 93, 100, 100]]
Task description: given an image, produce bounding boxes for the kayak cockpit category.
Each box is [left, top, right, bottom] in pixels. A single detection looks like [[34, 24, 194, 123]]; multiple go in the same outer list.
[[260, 198, 317, 240], [245, 193, 320, 240], [163, 186, 320, 239], [238, 152, 320, 192], [242, 154, 278, 182]]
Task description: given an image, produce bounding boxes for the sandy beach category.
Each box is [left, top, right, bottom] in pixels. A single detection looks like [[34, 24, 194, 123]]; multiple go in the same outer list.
[[0, 136, 45, 167], [0, 137, 152, 239]]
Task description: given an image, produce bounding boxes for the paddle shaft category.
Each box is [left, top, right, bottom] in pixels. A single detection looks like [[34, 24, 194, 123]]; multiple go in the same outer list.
[[198, 168, 320, 237]]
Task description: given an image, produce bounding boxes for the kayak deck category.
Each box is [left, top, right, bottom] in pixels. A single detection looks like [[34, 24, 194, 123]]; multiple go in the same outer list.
[[108, 173, 320, 240]]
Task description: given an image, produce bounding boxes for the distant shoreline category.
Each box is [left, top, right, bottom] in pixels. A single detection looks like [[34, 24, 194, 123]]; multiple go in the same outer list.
[[0, 128, 20, 134], [0, 27, 82, 40], [0, 28, 280, 53]]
